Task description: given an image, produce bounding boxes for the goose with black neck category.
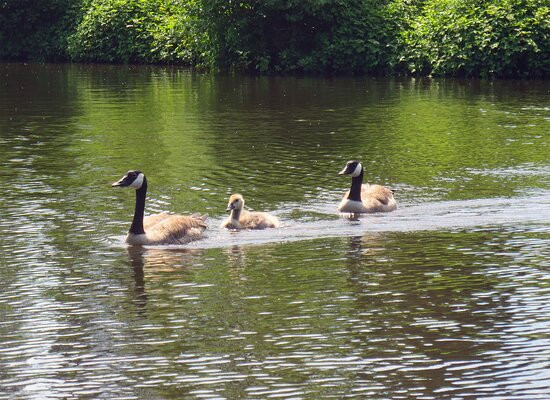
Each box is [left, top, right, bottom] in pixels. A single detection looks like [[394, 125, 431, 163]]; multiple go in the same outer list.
[[112, 170, 207, 245], [338, 160, 397, 214]]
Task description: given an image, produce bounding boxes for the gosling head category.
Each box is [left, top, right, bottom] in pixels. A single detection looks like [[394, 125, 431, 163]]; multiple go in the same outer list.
[[226, 194, 244, 212], [339, 160, 363, 178], [112, 170, 145, 190]]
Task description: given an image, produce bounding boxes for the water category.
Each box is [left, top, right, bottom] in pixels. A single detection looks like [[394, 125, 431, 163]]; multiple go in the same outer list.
[[0, 63, 549, 399]]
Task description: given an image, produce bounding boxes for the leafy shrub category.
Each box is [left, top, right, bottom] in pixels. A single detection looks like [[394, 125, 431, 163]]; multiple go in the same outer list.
[[0, 0, 83, 61], [199, 0, 392, 74], [67, 0, 161, 63], [1, 0, 547, 77], [149, 2, 213, 67], [67, 0, 211, 65], [399, 0, 550, 77]]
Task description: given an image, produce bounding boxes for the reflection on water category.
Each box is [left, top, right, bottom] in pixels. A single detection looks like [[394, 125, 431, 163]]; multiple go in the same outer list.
[[4, 230, 546, 399], [0, 63, 549, 399]]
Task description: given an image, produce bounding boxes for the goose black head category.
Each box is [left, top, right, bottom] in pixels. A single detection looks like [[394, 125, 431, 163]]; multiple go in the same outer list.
[[112, 170, 145, 189], [339, 160, 363, 178]]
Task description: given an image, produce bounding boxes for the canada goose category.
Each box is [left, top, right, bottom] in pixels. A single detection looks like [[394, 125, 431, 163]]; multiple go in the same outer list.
[[221, 194, 280, 230], [338, 160, 397, 213], [112, 170, 207, 245]]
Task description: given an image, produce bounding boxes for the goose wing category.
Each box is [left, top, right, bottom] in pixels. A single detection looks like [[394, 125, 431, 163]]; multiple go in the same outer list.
[[362, 184, 394, 205], [143, 212, 171, 230], [146, 214, 207, 244]]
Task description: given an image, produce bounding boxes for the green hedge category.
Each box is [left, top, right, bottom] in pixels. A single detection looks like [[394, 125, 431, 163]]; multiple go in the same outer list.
[[399, 0, 549, 77], [1, 0, 548, 77], [66, 0, 211, 66], [0, 0, 82, 61], [200, 0, 393, 73]]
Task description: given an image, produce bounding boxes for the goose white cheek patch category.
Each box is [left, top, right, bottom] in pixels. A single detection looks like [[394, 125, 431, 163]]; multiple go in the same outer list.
[[350, 163, 362, 178], [129, 173, 145, 189]]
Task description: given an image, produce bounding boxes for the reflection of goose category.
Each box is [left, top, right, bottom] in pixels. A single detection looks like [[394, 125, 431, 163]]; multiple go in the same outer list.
[[112, 170, 207, 245], [338, 160, 397, 213], [221, 194, 280, 230], [127, 245, 202, 273], [127, 245, 147, 309], [126, 246, 204, 312]]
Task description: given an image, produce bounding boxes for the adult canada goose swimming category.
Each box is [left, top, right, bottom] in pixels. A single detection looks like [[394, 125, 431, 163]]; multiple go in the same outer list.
[[112, 170, 207, 245], [338, 160, 397, 214], [221, 194, 280, 230]]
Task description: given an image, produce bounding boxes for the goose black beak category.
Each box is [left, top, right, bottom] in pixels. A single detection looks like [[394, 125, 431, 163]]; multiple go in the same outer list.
[[112, 177, 128, 187], [226, 204, 235, 211], [338, 168, 348, 175]]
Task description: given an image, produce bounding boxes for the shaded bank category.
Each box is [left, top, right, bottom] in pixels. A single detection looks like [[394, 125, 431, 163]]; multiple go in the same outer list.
[[0, 0, 548, 77]]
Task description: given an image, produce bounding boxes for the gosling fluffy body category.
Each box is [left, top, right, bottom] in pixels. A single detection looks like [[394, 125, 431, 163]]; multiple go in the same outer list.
[[338, 160, 397, 213], [112, 170, 207, 245], [221, 194, 280, 230]]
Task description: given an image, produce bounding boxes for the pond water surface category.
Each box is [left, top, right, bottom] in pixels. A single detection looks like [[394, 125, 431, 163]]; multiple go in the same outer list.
[[0, 63, 549, 399]]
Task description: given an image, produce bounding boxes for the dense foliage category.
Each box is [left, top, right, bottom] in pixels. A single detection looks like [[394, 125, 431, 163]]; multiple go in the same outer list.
[[200, 0, 393, 73], [0, 0, 82, 61], [66, 0, 210, 65], [0, 0, 548, 77], [399, 0, 550, 77]]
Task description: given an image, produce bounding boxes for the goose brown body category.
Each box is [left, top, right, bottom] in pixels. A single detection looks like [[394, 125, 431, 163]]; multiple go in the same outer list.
[[221, 194, 280, 230], [112, 171, 207, 245], [130, 213, 207, 245]]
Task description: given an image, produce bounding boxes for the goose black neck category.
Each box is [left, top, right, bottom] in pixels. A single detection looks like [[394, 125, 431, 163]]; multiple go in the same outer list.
[[130, 177, 147, 235], [348, 171, 364, 201]]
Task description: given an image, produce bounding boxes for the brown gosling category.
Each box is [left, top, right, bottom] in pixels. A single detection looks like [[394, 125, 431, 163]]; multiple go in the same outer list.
[[221, 194, 280, 230]]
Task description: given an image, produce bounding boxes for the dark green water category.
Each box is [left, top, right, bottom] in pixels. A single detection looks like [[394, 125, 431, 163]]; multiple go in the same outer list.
[[0, 63, 549, 399]]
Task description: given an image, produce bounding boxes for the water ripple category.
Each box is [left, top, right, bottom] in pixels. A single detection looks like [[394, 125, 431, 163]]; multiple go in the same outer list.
[[1, 66, 549, 399]]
